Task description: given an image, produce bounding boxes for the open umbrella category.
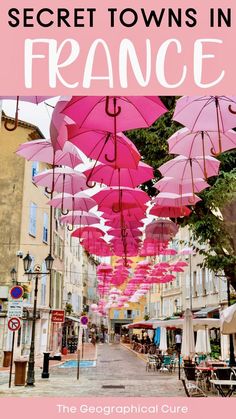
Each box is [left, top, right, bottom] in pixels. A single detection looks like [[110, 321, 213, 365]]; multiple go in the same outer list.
[[149, 205, 191, 218], [220, 303, 236, 334], [83, 162, 154, 188], [154, 192, 201, 206], [33, 167, 88, 194], [16, 140, 83, 169], [154, 176, 210, 195], [158, 155, 220, 180], [173, 95, 236, 154], [60, 211, 100, 230], [181, 309, 195, 359], [63, 96, 167, 162], [92, 187, 149, 212], [67, 127, 141, 169], [47, 192, 97, 212], [168, 127, 236, 158]]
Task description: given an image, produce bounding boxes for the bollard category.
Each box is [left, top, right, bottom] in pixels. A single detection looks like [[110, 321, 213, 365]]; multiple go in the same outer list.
[[77, 349, 80, 380], [41, 352, 50, 379]]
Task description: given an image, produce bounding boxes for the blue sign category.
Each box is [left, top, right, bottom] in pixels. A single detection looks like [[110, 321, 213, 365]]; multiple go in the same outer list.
[[10, 286, 23, 300]]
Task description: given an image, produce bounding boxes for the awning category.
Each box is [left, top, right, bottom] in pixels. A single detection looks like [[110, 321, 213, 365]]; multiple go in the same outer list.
[[65, 316, 80, 323], [126, 320, 154, 329], [153, 317, 220, 330], [194, 306, 220, 318]]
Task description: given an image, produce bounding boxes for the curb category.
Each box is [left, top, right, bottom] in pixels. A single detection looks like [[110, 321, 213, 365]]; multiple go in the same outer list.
[[120, 343, 147, 363]]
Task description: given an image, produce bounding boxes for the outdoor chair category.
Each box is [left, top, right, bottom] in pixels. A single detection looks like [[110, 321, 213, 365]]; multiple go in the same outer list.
[[184, 366, 196, 381], [160, 355, 174, 373], [146, 355, 158, 372], [181, 379, 207, 397], [214, 367, 232, 380]]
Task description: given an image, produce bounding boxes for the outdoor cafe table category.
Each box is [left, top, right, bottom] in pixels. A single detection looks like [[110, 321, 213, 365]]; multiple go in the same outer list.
[[210, 379, 236, 397]]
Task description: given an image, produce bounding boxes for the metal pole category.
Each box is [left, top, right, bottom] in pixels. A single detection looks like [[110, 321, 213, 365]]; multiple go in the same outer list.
[[8, 332, 15, 388], [82, 329, 85, 359], [77, 349, 80, 380], [227, 279, 236, 366], [178, 349, 181, 380], [189, 253, 193, 311], [26, 274, 38, 386]]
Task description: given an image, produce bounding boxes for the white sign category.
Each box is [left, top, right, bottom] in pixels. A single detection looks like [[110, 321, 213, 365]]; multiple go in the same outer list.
[[7, 301, 23, 318]]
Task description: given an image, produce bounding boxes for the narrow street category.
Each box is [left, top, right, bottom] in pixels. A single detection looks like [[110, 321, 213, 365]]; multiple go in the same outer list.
[[0, 343, 184, 397]]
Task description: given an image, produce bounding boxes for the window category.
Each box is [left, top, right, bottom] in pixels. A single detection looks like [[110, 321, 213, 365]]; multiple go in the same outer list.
[[43, 213, 48, 243], [29, 202, 37, 236], [32, 161, 39, 179], [113, 310, 119, 319], [127, 310, 132, 319]]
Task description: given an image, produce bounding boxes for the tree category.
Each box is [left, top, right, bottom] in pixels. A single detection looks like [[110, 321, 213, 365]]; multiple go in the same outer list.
[[127, 97, 236, 291]]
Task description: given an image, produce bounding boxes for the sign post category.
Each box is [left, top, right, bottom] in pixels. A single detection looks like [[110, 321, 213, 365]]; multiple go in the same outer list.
[[8, 317, 21, 388], [80, 316, 88, 359]]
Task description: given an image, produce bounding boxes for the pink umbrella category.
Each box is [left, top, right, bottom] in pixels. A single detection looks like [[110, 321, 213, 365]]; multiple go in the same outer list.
[[154, 177, 210, 195], [173, 95, 236, 154], [159, 248, 177, 255], [168, 127, 236, 158], [145, 219, 178, 236], [149, 205, 191, 218], [158, 155, 220, 179], [33, 167, 88, 194], [72, 226, 105, 239], [47, 192, 97, 212], [83, 162, 154, 188], [0, 96, 51, 131], [154, 192, 201, 206], [50, 97, 74, 151], [92, 187, 149, 212], [60, 211, 100, 230], [63, 96, 167, 162], [108, 229, 142, 238], [103, 206, 146, 221], [16, 139, 83, 169], [67, 127, 141, 169]]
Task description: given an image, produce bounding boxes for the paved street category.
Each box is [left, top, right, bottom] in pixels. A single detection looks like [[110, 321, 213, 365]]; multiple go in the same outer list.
[[0, 343, 185, 397]]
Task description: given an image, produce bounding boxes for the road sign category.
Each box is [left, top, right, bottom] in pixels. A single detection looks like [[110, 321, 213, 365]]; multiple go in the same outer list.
[[51, 310, 65, 323], [8, 301, 23, 318], [80, 315, 88, 326], [10, 286, 24, 300], [8, 317, 21, 331]]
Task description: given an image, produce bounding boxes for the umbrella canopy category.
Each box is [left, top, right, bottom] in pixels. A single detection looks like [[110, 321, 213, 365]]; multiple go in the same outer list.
[[154, 192, 201, 206], [159, 327, 168, 352], [63, 96, 167, 132], [83, 162, 154, 188], [181, 309, 195, 359], [47, 192, 97, 212], [168, 127, 236, 157], [149, 205, 191, 218], [173, 96, 236, 154], [153, 317, 220, 330], [154, 177, 210, 195], [71, 226, 105, 239], [220, 303, 236, 334], [92, 187, 149, 212], [67, 128, 141, 169], [158, 155, 220, 180], [33, 167, 88, 194], [195, 329, 211, 354], [16, 140, 83, 168], [60, 211, 100, 226]]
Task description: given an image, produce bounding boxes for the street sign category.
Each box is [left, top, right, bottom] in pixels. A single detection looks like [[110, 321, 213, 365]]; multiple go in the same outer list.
[[51, 310, 65, 323], [7, 301, 23, 318], [80, 315, 88, 326], [10, 286, 24, 300], [8, 317, 21, 331]]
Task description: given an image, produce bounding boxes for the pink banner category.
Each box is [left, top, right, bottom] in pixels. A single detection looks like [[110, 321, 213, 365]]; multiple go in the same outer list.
[[0, 0, 235, 94], [0, 397, 236, 419]]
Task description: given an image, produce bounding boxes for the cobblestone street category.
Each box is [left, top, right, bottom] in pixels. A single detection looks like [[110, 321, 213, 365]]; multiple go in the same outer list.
[[0, 343, 185, 397]]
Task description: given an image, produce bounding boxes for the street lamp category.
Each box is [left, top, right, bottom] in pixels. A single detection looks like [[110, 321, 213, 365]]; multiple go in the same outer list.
[[23, 252, 54, 386]]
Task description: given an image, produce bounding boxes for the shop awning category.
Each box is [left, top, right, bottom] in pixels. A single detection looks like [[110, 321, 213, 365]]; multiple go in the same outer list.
[[194, 306, 220, 318], [65, 316, 80, 323]]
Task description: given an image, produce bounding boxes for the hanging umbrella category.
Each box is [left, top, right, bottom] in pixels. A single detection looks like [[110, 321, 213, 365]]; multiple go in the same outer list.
[[145, 219, 179, 236], [63, 96, 167, 162], [195, 328, 211, 354], [159, 327, 168, 352], [168, 127, 236, 158], [154, 192, 201, 206], [33, 167, 88, 194], [92, 187, 149, 212], [60, 211, 100, 230], [158, 155, 220, 180], [0, 96, 51, 131], [181, 308, 195, 359], [50, 96, 75, 150], [16, 139, 83, 169], [154, 177, 210, 195], [67, 127, 141, 169], [47, 192, 97, 212], [71, 226, 105, 239], [83, 161, 154, 188], [173, 95, 236, 154], [149, 205, 191, 218]]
